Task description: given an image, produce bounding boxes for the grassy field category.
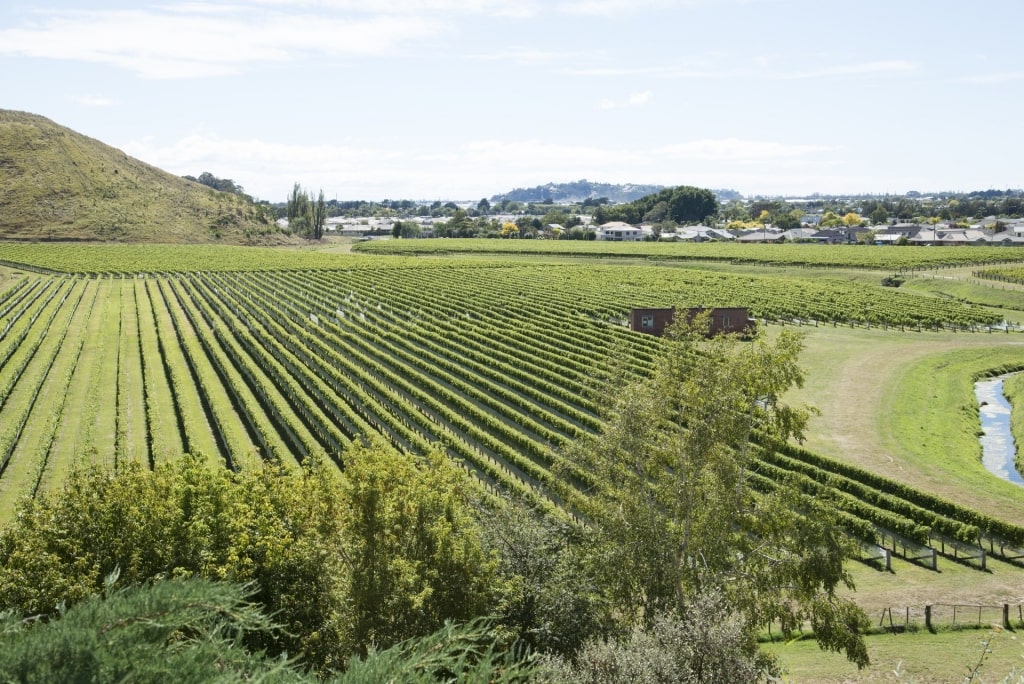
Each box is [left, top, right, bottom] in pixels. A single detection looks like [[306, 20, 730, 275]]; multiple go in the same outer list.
[[765, 627, 1024, 683], [789, 326, 1024, 524]]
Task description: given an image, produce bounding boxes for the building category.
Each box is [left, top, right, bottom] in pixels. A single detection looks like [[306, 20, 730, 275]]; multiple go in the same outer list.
[[629, 307, 755, 337], [596, 221, 643, 241]]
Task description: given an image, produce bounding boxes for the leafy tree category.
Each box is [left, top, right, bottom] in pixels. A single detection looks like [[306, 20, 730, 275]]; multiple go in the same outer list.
[[842, 212, 863, 228], [0, 444, 497, 671], [642, 201, 670, 223], [0, 575, 304, 684], [286, 182, 309, 223], [311, 189, 327, 239], [541, 590, 766, 683], [338, 617, 540, 683], [0, 455, 348, 668], [481, 501, 611, 658], [477, 198, 491, 214], [820, 210, 842, 227], [566, 316, 869, 668], [339, 443, 497, 655], [869, 205, 889, 226], [500, 221, 519, 238]]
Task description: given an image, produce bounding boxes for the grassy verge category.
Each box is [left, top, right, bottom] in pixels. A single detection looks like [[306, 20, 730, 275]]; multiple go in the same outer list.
[[1006, 372, 1024, 475], [880, 345, 1024, 524], [787, 325, 1024, 525], [764, 626, 1024, 683], [902, 272, 1024, 317]]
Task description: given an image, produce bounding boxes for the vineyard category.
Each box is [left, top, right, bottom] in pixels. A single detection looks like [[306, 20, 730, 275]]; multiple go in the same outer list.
[[1, 249, 1023, 577], [976, 265, 1024, 285], [353, 238, 1024, 271]]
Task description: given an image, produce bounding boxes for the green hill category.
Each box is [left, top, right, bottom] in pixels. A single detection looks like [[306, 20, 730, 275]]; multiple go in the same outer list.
[[0, 110, 287, 244]]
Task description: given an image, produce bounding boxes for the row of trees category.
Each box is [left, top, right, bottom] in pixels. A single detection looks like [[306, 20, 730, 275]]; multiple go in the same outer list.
[[0, 319, 869, 681], [286, 183, 327, 239]]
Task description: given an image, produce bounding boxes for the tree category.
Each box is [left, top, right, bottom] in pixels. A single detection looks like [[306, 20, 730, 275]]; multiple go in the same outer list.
[[286, 182, 308, 223], [311, 189, 327, 239], [0, 455, 349, 669], [841, 212, 863, 228], [869, 205, 889, 226], [477, 198, 491, 214], [567, 316, 869, 669], [0, 444, 498, 671], [0, 576, 303, 683], [500, 221, 519, 238], [341, 443, 496, 654]]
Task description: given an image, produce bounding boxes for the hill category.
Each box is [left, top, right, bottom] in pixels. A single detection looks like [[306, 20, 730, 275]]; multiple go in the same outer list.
[[491, 179, 665, 204], [0, 110, 286, 244], [490, 180, 742, 205]]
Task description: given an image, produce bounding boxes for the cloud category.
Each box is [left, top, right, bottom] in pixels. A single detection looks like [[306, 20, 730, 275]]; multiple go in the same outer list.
[[556, 0, 702, 16], [472, 46, 600, 65], [598, 90, 652, 109], [566, 58, 917, 81], [657, 138, 837, 162], [964, 71, 1024, 84], [0, 4, 446, 79], [121, 131, 847, 201], [775, 60, 918, 79], [70, 94, 116, 107]]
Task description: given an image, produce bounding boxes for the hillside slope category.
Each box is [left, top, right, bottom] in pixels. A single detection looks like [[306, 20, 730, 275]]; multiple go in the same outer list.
[[0, 110, 285, 244]]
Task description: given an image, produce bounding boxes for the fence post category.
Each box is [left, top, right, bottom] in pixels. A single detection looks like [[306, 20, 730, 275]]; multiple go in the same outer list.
[[925, 604, 933, 631], [1004, 604, 1011, 629]]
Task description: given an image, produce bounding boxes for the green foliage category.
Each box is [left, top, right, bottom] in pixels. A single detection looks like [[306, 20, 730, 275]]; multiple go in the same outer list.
[[567, 317, 870, 667], [0, 443, 497, 671], [338, 617, 538, 683], [481, 501, 611, 658], [0, 575, 304, 683], [594, 185, 718, 225], [340, 443, 497, 654], [541, 591, 768, 684], [0, 454, 348, 668]]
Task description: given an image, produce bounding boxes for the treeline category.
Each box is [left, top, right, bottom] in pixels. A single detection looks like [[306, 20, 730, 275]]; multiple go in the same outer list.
[[592, 185, 719, 225]]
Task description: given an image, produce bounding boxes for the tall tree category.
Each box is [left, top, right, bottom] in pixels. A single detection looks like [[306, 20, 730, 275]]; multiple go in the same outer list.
[[311, 188, 327, 239], [568, 315, 869, 668]]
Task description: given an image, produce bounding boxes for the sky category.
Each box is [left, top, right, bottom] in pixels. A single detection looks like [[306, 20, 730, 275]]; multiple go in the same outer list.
[[2, 0, 1022, 203]]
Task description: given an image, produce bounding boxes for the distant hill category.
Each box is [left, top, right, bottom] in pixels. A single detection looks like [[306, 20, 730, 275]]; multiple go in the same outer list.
[[491, 180, 665, 204], [491, 179, 741, 205], [0, 110, 285, 243]]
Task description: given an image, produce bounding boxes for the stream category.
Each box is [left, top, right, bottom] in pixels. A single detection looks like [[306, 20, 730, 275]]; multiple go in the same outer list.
[[974, 373, 1024, 486]]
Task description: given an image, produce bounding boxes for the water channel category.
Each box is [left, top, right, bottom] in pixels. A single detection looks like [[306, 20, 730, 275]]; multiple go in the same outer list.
[[974, 372, 1024, 486]]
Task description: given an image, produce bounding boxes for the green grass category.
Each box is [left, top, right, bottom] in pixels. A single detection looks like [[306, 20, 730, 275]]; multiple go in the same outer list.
[[881, 346, 1024, 524], [0, 110, 283, 244], [116, 280, 150, 466], [765, 627, 1024, 683], [902, 272, 1024, 316], [1006, 372, 1024, 475], [784, 325, 1024, 524]]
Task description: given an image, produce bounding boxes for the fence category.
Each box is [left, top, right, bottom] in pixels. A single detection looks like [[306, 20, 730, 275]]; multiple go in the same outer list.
[[877, 603, 1024, 632]]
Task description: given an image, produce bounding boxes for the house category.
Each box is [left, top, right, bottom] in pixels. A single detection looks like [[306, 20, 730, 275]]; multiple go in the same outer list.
[[779, 228, 819, 242], [596, 221, 643, 241], [629, 307, 755, 337], [669, 226, 735, 242], [735, 227, 784, 243]]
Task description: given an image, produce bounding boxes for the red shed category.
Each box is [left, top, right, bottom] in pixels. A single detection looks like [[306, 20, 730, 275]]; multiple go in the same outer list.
[[629, 307, 755, 337]]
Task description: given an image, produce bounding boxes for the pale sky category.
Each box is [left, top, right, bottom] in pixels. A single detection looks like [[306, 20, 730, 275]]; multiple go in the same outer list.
[[2, 0, 1022, 202]]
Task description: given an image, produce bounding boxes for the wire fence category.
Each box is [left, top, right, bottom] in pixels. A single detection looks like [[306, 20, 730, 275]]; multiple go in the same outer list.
[[876, 603, 1024, 632]]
